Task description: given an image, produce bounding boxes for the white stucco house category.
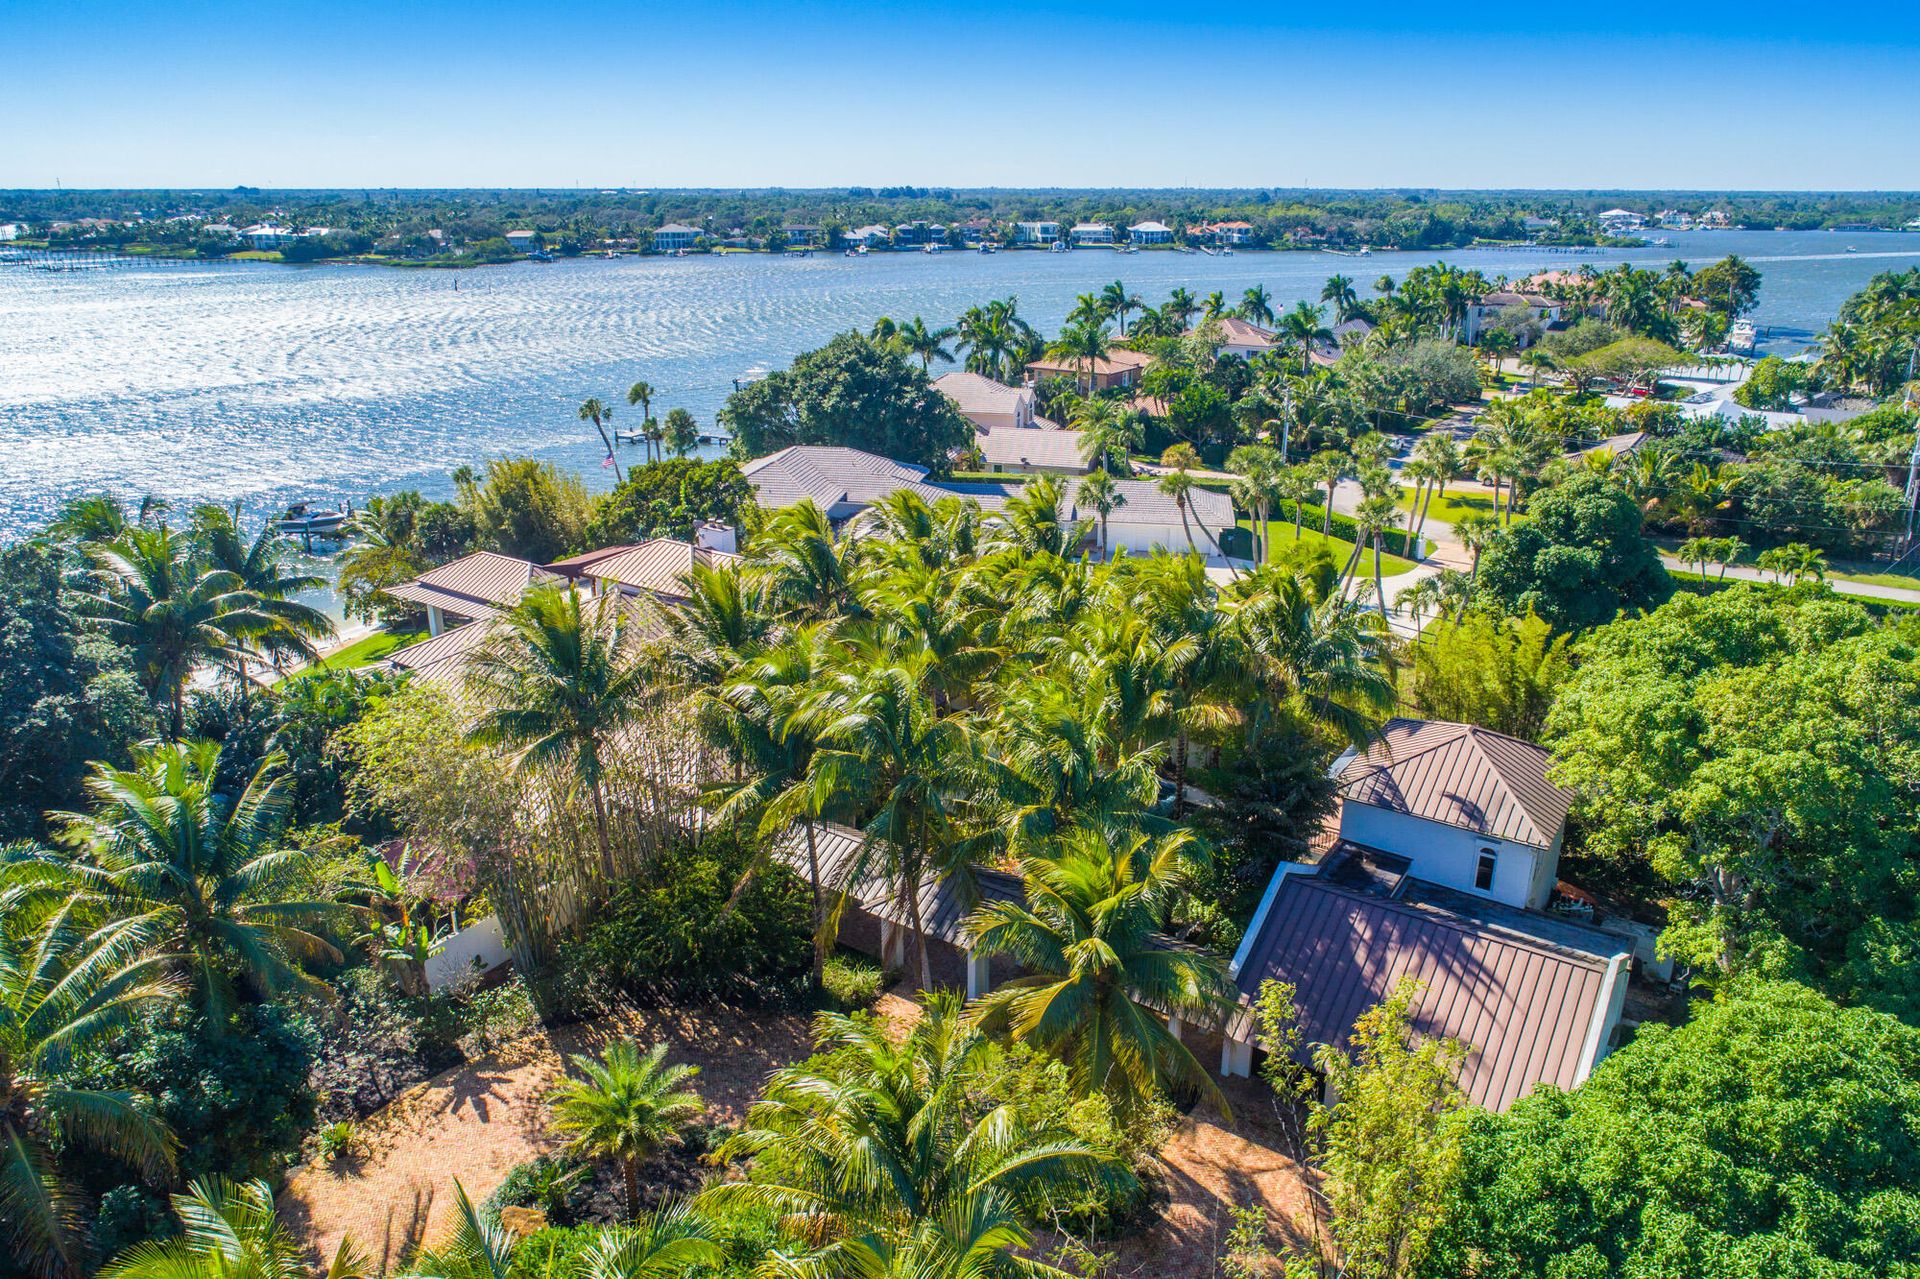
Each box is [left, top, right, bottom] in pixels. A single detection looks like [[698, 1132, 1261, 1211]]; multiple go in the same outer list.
[[1127, 220, 1173, 245]]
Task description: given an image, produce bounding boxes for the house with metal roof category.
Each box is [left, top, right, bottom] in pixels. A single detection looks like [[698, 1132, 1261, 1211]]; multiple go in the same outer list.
[[380, 551, 561, 636], [1216, 717, 1631, 1111], [1326, 717, 1572, 910]]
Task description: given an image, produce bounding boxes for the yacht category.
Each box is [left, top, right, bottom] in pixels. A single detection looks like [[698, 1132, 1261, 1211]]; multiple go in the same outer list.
[[275, 502, 350, 538]]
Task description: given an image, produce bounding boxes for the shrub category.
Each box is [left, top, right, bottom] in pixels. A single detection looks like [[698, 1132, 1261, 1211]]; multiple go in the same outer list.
[[79, 1003, 317, 1181], [563, 836, 812, 1012], [485, 1156, 593, 1229], [821, 951, 887, 1010], [505, 1224, 604, 1279], [88, 1185, 174, 1264], [459, 973, 541, 1053], [318, 1120, 358, 1161]]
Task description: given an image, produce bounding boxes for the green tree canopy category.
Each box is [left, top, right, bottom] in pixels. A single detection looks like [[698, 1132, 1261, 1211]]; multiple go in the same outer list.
[[718, 331, 974, 473], [582, 458, 752, 548], [1425, 981, 1920, 1279], [1476, 474, 1671, 629], [1545, 585, 1920, 1013]]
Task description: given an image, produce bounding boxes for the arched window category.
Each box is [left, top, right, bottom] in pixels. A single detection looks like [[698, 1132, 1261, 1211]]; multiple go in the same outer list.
[[1475, 848, 1498, 892]]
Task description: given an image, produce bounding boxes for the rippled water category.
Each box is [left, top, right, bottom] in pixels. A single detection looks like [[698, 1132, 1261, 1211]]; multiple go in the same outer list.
[[3, 228, 1917, 541]]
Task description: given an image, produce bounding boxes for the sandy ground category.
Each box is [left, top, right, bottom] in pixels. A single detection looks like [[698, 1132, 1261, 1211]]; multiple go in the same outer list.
[[280, 999, 1317, 1277], [277, 1004, 814, 1272]]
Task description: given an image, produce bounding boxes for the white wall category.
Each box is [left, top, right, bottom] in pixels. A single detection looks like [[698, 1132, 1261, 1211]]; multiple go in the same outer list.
[[425, 914, 511, 991], [1337, 803, 1544, 909], [1105, 519, 1220, 563]]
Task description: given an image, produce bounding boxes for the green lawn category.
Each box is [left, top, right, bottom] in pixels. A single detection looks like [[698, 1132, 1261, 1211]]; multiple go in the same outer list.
[[1242, 518, 1419, 578], [1395, 488, 1521, 528], [290, 628, 425, 679]]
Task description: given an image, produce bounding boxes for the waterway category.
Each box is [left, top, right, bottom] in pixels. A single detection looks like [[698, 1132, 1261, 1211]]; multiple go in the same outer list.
[[3, 228, 1917, 542]]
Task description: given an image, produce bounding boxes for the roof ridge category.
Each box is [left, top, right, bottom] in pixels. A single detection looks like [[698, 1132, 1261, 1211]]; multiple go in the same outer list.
[[1297, 876, 1608, 969]]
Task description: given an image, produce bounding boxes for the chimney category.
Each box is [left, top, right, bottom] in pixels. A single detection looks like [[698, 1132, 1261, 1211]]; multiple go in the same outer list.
[[694, 521, 737, 555]]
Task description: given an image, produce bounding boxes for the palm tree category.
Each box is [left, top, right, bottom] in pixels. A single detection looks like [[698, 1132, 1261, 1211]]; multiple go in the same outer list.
[[1099, 280, 1143, 336], [1757, 542, 1827, 585], [396, 1183, 514, 1279], [189, 505, 336, 679], [46, 742, 342, 1018], [1309, 451, 1349, 536], [1276, 464, 1317, 540], [661, 407, 700, 458], [75, 526, 272, 738], [1408, 432, 1463, 547], [99, 1177, 368, 1279], [1046, 320, 1112, 396], [750, 500, 860, 619], [580, 1208, 722, 1279], [624, 381, 656, 461], [582, 397, 624, 478], [549, 1042, 705, 1220], [1225, 563, 1393, 747], [1277, 301, 1333, 376], [1071, 397, 1140, 474], [897, 316, 958, 371], [969, 826, 1233, 1118], [1226, 444, 1284, 565], [1202, 290, 1228, 319], [1676, 462, 1741, 535], [704, 995, 1118, 1279], [1321, 273, 1360, 323], [465, 585, 653, 881], [1398, 575, 1444, 630], [1454, 510, 1499, 583], [1155, 444, 1211, 559], [1076, 469, 1125, 558], [798, 652, 973, 993], [0, 906, 177, 1278], [1240, 284, 1275, 328], [1677, 535, 1715, 577], [1163, 287, 1199, 330], [1518, 348, 1556, 391]]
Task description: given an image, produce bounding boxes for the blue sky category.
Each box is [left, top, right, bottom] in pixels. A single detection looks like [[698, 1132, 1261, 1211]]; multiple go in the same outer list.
[[5, 0, 1918, 189]]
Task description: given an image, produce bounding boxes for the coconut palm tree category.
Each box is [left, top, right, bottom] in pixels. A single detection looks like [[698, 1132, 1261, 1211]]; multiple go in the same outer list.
[[74, 526, 273, 739], [1163, 287, 1199, 330], [0, 906, 177, 1278], [750, 500, 862, 620], [797, 652, 974, 993], [703, 995, 1118, 1279], [1518, 348, 1556, 391], [897, 316, 958, 371], [624, 381, 656, 456], [1398, 574, 1445, 630], [582, 397, 624, 478], [1454, 510, 1499, 583], [45, 742, 343, 1018], [1276, 464, 1318, 540], [1408, 432, 1463, 546], [1072, 398, 1143, 475], [1240, 284, 1275, 328], [189, 505, 336, 679], [1099, 280, 1143, 336], [1155, 444, 1213, 559], [1279, 301, 1333, 375], [1677, 535, 1715, 577], [464, 585, 653, 882], [1076, 469, 1125, 558], [1202, 290, 1228, 319], [1046, 320, 1112, 396], [969, 826, 1233, 1117], [661, 407, 700, 458], [1757, 542, 1827, 585], [1226, 444, 1284, 565], [99, 1176, 368, 1279], [1321, 274, 1360, 323], [549, 1042, 705, 1220], [1226, 563, 1394, 748]]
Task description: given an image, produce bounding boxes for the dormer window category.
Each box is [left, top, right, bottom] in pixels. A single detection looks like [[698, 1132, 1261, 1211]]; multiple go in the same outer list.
[[1475, 848, 1498, 891]]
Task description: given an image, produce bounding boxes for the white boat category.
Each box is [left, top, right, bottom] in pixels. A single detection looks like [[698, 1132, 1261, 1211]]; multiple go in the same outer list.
[[1049, 241, 1066, 253], [275, 502, 350, 537], [733, 365, 771, 391], [923, 242, 944, 254], [1727, 320, 1758, 355]]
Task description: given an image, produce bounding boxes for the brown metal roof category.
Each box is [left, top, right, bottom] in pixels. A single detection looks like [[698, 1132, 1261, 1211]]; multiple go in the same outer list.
[[772, 822, 1023, 947], [587, 539, 741, 600], [1233, 875, 1622, 1111], [1338, 718, 1571, 849], [384, 552, 560, 620]]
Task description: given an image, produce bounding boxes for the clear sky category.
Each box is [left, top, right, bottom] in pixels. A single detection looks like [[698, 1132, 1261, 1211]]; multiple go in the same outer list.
[[5, 0, 1918, 190]]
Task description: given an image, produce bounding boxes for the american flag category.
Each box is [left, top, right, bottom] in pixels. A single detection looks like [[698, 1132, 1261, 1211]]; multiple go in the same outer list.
[[602, 453, 615, 469]]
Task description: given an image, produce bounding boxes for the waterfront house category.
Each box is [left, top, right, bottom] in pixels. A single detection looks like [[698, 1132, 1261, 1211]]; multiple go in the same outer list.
[[1203, 315, 1283, 361], [845, 224, 891, 249], [1194, 220, 1255, 246], [504, 230, 540, 254], [1217, 717, 1635, 1111], [1012, 221, 1062, 246], [0, 223, 21, 241], [548, 534, 742, 604], [1597, 207, 1646, 234], [1462, 290, 1564, 346], [973, 427, 1091, 476], [1069, 222, 1115, 246], [1521, 215, 1558, 234], [652, 223, 701, 252], [381, 551, 561, 637], [934, 371, 1041, 433], [782, 225, 820, 247], [1127, 220, 1173, 245], [241, 223, 295, 250], [1024, 346, 1154, 392], [741, 444, 1232, 561]]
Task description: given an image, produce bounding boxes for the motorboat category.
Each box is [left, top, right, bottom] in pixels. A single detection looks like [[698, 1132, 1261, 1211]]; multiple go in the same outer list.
[[1049, 240, 1066, 253], [275, 502, 350, 537], [923, 242, 944, 254]]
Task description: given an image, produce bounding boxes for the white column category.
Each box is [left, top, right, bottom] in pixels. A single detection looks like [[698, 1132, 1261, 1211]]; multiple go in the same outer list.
[[426, 605, 444, 637], [965, 950, 991, 1000], [1220, 1037, 1254, 1078]]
